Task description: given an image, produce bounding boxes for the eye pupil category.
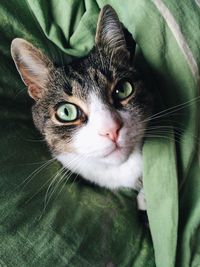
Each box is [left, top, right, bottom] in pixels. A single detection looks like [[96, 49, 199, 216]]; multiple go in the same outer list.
[[64, 107, 69, 116]]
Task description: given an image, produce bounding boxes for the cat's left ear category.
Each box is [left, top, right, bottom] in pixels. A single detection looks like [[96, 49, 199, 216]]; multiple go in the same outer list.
[[11, 38, 54, 101], [95, 5, 131, 60]]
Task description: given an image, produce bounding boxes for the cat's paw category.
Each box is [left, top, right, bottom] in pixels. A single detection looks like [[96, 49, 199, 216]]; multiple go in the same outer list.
[[136, 188, 146, 210]]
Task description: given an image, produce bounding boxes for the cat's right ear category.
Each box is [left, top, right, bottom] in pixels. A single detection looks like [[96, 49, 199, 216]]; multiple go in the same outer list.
[[95, 5, 130, 59], [11, 38, 54, 101]]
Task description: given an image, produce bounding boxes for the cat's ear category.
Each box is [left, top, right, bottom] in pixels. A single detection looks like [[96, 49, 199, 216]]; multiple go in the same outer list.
[[11, 38, 54, 101], [95, 5, 130, 59]]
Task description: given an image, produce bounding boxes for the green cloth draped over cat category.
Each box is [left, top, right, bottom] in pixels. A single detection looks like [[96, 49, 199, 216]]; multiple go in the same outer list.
[[0, 0, 199, 266]]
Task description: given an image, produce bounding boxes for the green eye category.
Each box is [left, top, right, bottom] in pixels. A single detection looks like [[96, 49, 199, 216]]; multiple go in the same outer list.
[[114, 82, 134, 100], [56, 103, 78, 122]]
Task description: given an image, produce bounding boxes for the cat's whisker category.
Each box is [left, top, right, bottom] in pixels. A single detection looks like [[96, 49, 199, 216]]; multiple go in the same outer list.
[[69, 173, 80, 190], [24, 172, 60, 204], [142, 95, 200, 124], [43, 166, 66, 207], [25, 163, 73, 207], [53, 170, 75, 201], [41, 171, 73, 218], [42, 155, 84, 212], [16, 158, 56, 190], [141, 130, 190, 145], [42, 170, 68, 212], [68, 155, 89, 190], [56, 168, 80, 199], [44, 165, 77, 205], [118, 129, 195, 149], [48, 168, 71, 197], [145, 125, 200, 142], [143, 134, 175, 140], [61, 155, 85, 194], [24, 158, 78, 205], [44, 154, 82, 197]]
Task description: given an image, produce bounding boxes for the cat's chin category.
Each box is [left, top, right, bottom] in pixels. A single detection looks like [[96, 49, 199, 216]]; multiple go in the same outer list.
[[56, 145, 142, 190], [56, 145, 132, 172], [99, 146, 130, 165]]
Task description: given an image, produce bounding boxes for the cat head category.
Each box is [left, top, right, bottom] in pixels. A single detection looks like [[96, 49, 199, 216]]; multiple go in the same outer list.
[[11, 5, 152, 167]]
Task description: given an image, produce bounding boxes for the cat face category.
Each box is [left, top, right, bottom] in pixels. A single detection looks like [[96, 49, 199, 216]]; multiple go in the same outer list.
[[11, 5, 152, 167]]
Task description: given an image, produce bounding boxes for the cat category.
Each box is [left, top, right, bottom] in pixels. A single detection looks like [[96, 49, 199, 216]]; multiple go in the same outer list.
[[11, 5, 153, 210]]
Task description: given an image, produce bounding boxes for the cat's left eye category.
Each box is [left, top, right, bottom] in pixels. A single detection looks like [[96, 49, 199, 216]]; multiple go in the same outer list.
[[113, 81, 134, 101], [56, 103, 79, 122]]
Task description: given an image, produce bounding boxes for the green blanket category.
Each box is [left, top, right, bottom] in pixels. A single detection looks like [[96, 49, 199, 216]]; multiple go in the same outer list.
[[0, 1, 199, 266]]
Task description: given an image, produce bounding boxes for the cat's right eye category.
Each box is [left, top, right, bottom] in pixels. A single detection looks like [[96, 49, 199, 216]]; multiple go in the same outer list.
[[112, 81, 134, 102], [56, 103, 79, 122]]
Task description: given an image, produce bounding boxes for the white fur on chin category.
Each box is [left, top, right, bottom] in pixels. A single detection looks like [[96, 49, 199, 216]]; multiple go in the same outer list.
[[56, 145, 142, 190]]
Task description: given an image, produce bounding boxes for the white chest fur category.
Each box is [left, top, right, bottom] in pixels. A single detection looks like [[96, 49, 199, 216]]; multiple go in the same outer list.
[[57, 147, 142, 190]]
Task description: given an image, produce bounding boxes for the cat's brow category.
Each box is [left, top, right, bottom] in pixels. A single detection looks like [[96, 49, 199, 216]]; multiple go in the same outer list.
[[63, 81, 72, 96], [87, 67, 107, 85]]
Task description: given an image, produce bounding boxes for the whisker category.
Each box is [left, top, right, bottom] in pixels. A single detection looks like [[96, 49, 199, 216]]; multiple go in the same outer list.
[[43, 166, 66, 207], [42, 154, 84, 213], [16, 158, 56, 190], [53, 170, 75, 201], [69, 173, 80, 190], [142, 95, 200, 124], [24, 174, 59, 204]]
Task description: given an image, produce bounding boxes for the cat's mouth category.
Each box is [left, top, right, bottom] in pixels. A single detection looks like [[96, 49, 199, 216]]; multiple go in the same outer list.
[[103, 146, 120, 158], [99, 140, 135, 165], [103, 143, 128, 158]]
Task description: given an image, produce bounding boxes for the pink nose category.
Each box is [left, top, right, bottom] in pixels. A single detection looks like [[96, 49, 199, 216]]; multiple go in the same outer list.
[[99, 119, 122, 142]]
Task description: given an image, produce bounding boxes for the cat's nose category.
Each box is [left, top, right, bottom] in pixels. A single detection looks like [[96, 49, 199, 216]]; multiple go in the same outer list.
[[99, 119, 122, 142]]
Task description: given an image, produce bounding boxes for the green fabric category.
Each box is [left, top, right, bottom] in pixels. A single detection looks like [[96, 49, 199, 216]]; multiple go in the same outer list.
[[0, 0, 199, 266]]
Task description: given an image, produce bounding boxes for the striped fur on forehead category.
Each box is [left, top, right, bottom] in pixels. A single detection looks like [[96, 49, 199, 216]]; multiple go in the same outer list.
[[66, 64, 112, 100], [87, 67, 108, 87]]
